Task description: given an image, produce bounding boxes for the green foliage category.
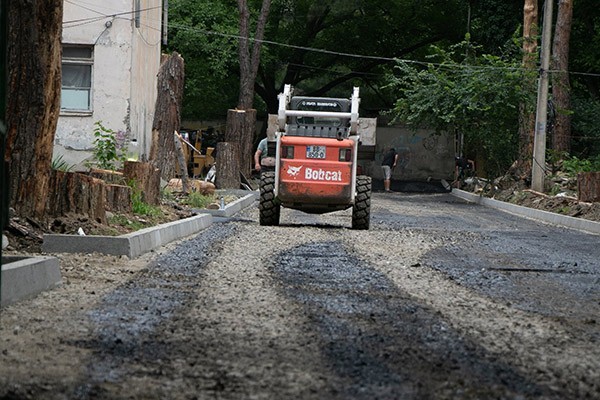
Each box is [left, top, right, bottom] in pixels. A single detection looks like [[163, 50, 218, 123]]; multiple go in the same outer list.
[[167, 0, 240, 119], [128, 180, 162, 217], [562, 155, 600, 177], [182, 191, 215, 209], [51, 155, 74, 172], [167, 0, 469, 118], [385, 39, 535, 179], [91, 121, 126, 170], [570, 89, 600, 158]]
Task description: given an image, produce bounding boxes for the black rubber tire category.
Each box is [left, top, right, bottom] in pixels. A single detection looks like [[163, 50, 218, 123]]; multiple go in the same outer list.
[[352, 175, 371, 230], [259, 171, 280, 226]]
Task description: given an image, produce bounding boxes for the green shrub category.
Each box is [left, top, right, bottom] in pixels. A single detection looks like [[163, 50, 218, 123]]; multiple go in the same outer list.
[[562, 155, 600, 177], [91, 121, 126, 170], [51, 155, 74, 172]]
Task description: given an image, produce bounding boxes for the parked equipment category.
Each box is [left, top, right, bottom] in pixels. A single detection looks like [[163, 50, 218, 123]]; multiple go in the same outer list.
[[259, 85, 371, 229]]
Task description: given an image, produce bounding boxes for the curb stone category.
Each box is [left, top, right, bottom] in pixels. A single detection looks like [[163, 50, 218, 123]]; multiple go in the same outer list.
[[451, 189, 600, 236]]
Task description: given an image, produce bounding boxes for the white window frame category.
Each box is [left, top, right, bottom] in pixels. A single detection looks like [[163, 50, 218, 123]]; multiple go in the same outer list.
[[61, 44, 93, 115]]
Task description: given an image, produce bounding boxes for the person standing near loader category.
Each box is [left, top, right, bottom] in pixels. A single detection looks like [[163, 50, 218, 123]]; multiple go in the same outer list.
[[254, 137, 268, 172], [381, 147, 398, 193]]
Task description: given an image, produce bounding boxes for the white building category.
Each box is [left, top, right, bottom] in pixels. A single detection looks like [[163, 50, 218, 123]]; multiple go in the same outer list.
[[56, 0, 165, 169]]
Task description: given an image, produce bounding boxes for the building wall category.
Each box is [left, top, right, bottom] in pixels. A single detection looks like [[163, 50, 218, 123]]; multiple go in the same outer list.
[[129, 1, 162, 159], [56, 0, 162, 169]]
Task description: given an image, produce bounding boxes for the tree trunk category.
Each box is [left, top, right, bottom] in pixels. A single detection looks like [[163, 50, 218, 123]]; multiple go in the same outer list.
[[123, 161, 161, 206], [149, 52, 185, 182], [105, 184, 132, 213], [225, 109, 256, 178], [551, 0, 574, 153], [5, 0, 62, 221], [216, 142, 240, 189], [578, 172, 600, 202], [222, 0, 270, 188], [47, 171, 107, 224], [515, 0, 539, 179]]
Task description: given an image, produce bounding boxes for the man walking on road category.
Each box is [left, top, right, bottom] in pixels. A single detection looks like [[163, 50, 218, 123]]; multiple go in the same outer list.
[[381, 147, 398, 192]]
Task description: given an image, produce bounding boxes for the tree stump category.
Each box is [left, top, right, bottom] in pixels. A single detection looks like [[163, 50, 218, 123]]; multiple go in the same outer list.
[[47, 170, 107, 224], [216, 142, 240, 189], [105, 184, 132, 213], [149, 52, 185, 182], [123, 161, 161, 205], [225, 108, 256, 178], [578, 172, 600, 202], [90, 168, 126, 185]]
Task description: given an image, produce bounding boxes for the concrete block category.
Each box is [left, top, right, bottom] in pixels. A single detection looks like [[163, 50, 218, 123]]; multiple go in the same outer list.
[[1, 255, 62, 307], [197, 191, 258, 217], [42, 213, 213, 258]]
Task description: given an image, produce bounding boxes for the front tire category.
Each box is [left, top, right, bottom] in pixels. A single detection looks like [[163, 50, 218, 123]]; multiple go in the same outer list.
[[352, 175, 371, 230], [259, 171, 280, 226]]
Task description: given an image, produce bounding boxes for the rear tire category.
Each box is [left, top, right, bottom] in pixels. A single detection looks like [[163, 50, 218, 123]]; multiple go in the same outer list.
[[352, 175, 371, 230], [259, 171, 280, 226]]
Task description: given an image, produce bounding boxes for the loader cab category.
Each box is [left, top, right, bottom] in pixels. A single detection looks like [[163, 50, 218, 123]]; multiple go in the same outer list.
[[288, 97, 351, 139]]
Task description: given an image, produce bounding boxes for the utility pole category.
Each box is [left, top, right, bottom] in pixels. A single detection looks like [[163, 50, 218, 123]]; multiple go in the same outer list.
[[532, 0, 554, 192]]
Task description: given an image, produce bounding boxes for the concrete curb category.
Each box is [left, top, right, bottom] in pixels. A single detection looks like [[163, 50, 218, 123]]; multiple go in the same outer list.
[[1, 256, 62, 307], [41, 191, 258, 258], [42, 213, 213, 258], [194, 191, 258, 217], [451, 189, 600, 235]]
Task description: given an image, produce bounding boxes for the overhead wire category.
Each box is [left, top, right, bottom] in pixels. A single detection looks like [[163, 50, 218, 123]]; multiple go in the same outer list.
[[61, 0, 600, 80]]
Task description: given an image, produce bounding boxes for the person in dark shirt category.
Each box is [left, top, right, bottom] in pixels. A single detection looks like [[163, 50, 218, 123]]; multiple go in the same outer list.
[[381, 147, 398, 192], [454, 156, 475, 188]]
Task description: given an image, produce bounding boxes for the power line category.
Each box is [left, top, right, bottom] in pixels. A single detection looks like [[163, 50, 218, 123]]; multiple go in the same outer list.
[[62, 1, 600, 79]]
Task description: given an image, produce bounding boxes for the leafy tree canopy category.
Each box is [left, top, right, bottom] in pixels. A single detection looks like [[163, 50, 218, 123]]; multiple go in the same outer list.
[[386, 40, 536, 178], [167, 0, 468, 120]]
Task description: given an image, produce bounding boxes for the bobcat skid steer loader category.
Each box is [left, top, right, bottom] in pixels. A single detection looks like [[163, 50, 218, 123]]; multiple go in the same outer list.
[[259, 84, 371, 229]]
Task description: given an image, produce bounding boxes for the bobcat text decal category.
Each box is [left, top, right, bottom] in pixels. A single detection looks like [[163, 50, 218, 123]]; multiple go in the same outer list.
[[305, 167, 342, 182]]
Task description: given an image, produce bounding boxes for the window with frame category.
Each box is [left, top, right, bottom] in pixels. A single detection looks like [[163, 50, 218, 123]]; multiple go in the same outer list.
[[61, 45, 93, 112]]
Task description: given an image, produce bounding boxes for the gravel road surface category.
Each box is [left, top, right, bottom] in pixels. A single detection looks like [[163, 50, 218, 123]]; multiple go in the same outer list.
[[1, 192, 599, 399]]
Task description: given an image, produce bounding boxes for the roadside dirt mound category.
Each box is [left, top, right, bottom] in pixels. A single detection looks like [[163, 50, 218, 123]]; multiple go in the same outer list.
[[3, 200, 195, 254], [460, 173, 600, 223]]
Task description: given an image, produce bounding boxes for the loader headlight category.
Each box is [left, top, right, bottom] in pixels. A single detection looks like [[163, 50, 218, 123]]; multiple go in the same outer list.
[[282, 145, 294, 159], [339, 148, 352, 162]]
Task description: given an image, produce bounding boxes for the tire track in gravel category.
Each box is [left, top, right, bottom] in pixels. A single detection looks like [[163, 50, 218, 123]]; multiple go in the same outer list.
[[271, 237, 554, 399], [65, 223, 239, 399]]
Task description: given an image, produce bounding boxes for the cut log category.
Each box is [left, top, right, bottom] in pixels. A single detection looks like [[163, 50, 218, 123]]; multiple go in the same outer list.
[[166, 179, 215, 195], [578, 172, 600, 202], [90, 168, 126, 185], [105, 184, 132, 213], [47, 170, 107, 224], [123, 161, 161, 205], [174, 131, 189, 193], [216, 141, 240, 189]]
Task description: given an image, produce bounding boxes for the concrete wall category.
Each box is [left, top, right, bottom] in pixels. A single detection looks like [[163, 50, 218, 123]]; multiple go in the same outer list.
[[360, 126, 455, 182], [56, 0, 162, 169]]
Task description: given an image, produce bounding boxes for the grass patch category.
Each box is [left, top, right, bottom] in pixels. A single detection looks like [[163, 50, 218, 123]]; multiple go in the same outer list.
[[181, 192, 216, 208]]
